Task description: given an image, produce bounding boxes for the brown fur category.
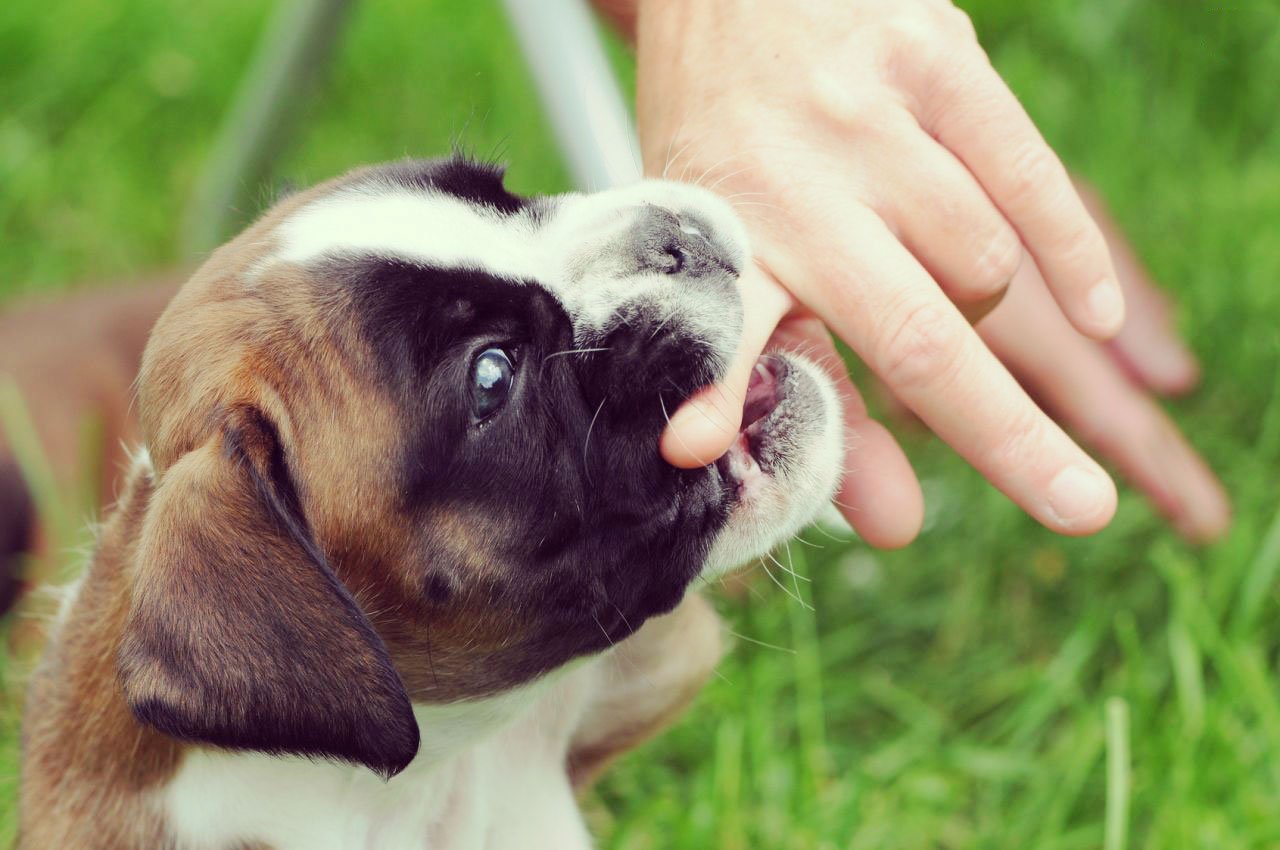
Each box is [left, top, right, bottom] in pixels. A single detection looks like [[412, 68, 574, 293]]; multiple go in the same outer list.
[[568, 591, 723, 788], [18, 165, 728, 845], [19, 463, 181, 849]]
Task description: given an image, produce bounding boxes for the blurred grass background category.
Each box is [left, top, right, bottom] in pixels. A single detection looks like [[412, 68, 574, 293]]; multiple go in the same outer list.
[[2, 0, 1279, 846]]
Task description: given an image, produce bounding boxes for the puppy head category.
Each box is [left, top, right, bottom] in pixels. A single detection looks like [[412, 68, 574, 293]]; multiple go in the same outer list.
[[119, 158, 842, 776]]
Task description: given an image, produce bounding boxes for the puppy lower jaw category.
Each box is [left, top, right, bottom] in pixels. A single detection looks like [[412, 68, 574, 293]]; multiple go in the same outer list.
[[701, 351, 844, 580]]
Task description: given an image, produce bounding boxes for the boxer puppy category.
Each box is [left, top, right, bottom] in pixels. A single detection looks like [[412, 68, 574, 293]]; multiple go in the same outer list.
[[19, 157, 843, 849]]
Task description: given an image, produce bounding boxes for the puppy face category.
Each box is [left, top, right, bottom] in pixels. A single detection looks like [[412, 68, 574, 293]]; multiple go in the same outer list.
[[122, 159, 841, 776]]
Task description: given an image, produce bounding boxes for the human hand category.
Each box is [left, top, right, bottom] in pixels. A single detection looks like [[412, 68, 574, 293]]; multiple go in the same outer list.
[[634, 0, 1129, 546], [975, 186, 1230, 543]]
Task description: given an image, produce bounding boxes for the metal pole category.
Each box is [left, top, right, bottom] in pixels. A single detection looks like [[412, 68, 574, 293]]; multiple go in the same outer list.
[[182, 0, 354, 258], [500, 0, 642, 191]]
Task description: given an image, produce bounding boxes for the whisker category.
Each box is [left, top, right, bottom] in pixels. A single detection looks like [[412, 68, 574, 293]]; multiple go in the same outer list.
[[606, 603, 661, 690], [583, 396, 608, 479], [728, 200, 785, 213], [784, 542, 808, 610], [591, 614, 618, 649], [769, 547, 812, 585], [647, 310, 676, 341], [543, 346, 610, 361], [664, 377, 738, 435], [660, 110, 696, 179], [658, 394, 701, 461], [725, 629, 796, 655], [609, 601, 635, 636], [692, 151, 749, 189], [665, 130, 712, 182], [811, 522, 852, 543], [791, 533, 824, 549], [756, 556, 808, 608], [705, 164, 760, 193]]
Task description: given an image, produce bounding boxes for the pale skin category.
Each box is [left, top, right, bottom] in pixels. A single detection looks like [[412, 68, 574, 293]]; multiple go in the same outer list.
[[594, 0, 1230, 546]]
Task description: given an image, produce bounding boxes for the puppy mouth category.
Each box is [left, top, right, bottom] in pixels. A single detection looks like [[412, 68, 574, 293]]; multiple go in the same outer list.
[[714, 355, 788, 497]]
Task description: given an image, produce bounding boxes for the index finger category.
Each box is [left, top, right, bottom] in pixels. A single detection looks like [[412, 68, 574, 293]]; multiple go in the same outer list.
[[659, 264, 794, 468], [774, 209, 1117, 535], [922, 60, 1126, 341]]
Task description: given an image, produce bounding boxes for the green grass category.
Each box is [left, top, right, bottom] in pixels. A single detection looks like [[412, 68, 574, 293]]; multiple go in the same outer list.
[[2, 0, 1279, 846]]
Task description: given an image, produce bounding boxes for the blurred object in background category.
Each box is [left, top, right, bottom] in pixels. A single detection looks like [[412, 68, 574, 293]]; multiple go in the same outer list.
[[183, 0, 353, 255], [0, 278, 178, 620], [501, 0, 639, 190], [0, 460, 32, 614]]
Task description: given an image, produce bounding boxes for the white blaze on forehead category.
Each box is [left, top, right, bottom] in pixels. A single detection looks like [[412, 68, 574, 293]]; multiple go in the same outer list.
[[274, 188, 549, 282], [268, 178, 750, 357]]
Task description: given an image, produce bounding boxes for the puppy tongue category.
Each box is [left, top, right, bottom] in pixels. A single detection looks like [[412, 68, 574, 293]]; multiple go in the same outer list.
[[741, 359, 779, 429]]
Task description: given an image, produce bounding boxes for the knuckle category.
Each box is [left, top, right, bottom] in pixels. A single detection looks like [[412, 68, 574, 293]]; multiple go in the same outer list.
[[1054, 221, 1109, 272], [807, 68, 890, 133], [969, 227, 1023, 293], [885, 16, 934, 48], [944, 6, 978, 40], [987, 407, 1049, 472], [879, 16, 943, 61], [1006, 145, 1065, 206], [877, 302, 965, 390]]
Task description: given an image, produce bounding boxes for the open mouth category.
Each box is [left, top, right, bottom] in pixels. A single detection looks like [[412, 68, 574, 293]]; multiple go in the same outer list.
[[715, 355, 787, 497]]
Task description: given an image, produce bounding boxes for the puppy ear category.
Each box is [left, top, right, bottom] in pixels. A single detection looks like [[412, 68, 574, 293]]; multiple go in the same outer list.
[[117, 409, 419, 778]]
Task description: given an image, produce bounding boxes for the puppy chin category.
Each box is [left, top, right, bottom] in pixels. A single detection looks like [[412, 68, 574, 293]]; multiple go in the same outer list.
[[699, 352, 844, 580]]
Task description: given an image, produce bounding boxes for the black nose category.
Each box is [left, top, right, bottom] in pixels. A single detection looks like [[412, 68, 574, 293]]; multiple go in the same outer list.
[[628, 207, 737, 280]]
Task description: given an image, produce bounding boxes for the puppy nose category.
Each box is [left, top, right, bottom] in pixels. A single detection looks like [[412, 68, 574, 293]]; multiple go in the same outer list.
[[629, 207, 736, 280]]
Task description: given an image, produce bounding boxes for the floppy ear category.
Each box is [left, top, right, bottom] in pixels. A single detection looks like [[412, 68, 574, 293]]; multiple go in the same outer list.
[[117, 409, 419, 778]]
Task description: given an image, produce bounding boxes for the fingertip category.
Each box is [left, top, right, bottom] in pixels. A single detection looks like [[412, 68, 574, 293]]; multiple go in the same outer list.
[[1173, 451, 1232, 545], [835, 421, 925, 550], [1084, 279, 1127, 340], [842, 499, 922, 550], [1179, 504, 1232, 546], [1144, 344, 1202, 397], [659, 391, 742, 468], [1043, 463, 1118, 536]]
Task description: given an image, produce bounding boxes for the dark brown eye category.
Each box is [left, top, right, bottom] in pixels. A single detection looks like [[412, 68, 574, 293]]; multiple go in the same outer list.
[[471, 348, 514, 420]]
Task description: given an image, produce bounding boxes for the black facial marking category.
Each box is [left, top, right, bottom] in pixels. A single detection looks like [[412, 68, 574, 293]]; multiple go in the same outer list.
[[323, 251, 732, 693], [366, 157, 525, 215]]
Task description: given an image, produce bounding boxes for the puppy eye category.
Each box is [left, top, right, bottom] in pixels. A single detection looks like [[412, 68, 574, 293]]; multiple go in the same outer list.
[[471, 348, 514, 420]]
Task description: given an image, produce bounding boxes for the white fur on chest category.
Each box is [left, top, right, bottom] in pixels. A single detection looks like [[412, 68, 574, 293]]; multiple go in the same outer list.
[[163, 661, 602, 850]]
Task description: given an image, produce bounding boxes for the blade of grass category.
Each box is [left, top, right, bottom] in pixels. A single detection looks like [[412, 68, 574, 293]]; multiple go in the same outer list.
[[1104, 697, 1130, 850]]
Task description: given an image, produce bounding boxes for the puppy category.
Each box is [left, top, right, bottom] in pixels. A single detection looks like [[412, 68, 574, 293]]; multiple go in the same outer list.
[[18, 157, 843, 849]]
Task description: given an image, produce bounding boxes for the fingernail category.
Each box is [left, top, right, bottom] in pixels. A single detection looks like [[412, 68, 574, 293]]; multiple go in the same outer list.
[[1087, 280, 1125, 335], [1046, 465, 1113, 529]]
